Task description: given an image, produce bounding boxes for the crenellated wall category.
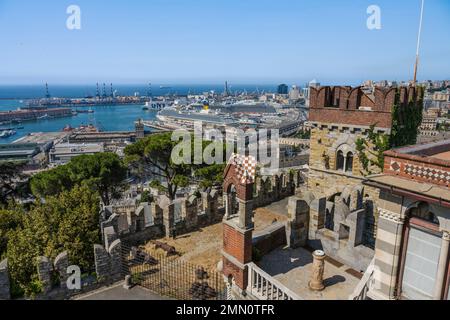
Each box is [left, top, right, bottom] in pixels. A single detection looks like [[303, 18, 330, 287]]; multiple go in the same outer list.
[[100, 168, 306, 248], [94, 240, 122, 283], [0, 241, 125, 300], [309, 86, 424, 130]]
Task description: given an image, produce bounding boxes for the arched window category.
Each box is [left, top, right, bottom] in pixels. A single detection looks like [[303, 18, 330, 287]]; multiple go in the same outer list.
[[345, 152, 354, 173], [229, 185, 239, 217], [398, 202, 442, 300], [410, 202, 440, 225], [336, 151, 345, 171]]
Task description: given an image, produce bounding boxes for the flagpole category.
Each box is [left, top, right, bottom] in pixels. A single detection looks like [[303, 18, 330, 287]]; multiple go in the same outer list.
[[413, 0, 425, 85]]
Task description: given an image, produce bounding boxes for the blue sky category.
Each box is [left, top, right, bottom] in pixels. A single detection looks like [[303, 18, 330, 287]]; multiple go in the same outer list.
[[0, 0, 449, 85]]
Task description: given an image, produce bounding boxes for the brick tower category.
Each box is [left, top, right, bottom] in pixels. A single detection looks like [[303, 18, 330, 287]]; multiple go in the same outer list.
[[222, 154, 256, 296]]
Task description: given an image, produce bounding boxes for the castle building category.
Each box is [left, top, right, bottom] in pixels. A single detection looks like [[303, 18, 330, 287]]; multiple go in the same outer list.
[[364, 140, 450, 300], [305, 85, 424, 271]]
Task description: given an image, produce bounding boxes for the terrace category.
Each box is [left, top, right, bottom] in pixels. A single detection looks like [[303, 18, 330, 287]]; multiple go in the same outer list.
[[249, 199, 362, 300]]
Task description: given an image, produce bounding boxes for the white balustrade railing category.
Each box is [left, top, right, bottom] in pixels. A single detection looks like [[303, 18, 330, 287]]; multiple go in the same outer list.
[[247, 263, 302, 300], [348, 258, 376, 300]]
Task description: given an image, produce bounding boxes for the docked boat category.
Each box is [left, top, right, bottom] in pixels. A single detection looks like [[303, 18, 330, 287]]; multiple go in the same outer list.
[[36, 114, 49, 120], [0, 130, 17, 139]]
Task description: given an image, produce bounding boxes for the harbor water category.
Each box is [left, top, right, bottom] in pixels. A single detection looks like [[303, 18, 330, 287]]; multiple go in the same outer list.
[[0, 100, 157, 143], [0, 84, 278, 143]]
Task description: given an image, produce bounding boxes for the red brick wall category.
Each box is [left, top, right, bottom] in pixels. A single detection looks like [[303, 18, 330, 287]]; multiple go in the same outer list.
[[223, 223, 252, 264], [309, 86, 393, 128], [222, 257, 248, 290], [309, 107, 393, 128], [308, 86, 425, 129]]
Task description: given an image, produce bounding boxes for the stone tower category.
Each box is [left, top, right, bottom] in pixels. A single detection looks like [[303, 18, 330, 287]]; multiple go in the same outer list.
[[222, 154, 256, 296], [305, 85, 424, 271], [308, 85, 423, 196], [135, 119, 145, 140]]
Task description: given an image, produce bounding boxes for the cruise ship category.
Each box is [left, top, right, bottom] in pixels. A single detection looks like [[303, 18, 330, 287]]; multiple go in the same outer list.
[[156, 108, 238, 128]]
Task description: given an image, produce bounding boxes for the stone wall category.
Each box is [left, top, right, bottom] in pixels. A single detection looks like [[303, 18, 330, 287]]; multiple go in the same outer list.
[[286, 194, 312, 248], [0, 242, 125, 300], [287, 184, 377, 271], [253, 222, 287, 257], [101, 168, 305, 248], [253, 169, 305, 208], [308, 126, 380, 179], [94, 240, 122, 283]]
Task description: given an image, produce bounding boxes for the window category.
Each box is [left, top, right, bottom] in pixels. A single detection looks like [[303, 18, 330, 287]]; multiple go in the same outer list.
[[325, 208, 334, 231], [398, 203, 443, 300], [345, 152, 354, 173], [336, 151, 345, 171]]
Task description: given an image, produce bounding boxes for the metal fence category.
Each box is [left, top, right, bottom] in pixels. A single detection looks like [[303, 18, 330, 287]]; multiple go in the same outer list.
[[121, 243, 227, 300]]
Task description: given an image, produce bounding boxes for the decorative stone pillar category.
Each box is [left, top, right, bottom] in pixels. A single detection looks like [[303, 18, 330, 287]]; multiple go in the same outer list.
[[238, 199, 253, 230], [223, 193, 230, 218], [374, 208, 405, 300], [433, 231, 450, 300], [222, 155, 256, 296], [309, 250, 326, 291]]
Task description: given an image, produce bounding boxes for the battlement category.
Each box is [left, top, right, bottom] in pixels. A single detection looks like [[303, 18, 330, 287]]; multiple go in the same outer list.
[[309, 86, 424, 129]]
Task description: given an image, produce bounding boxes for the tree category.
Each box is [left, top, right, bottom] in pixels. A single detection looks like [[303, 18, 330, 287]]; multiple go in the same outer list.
[[194, 164, 226, 189], [125, 133, 226, 200], [30, 153, 127, 205], [125, 133, 191, 200], [0, 161, 28, 206], [0, 206, 24, 259], [6, 185, 100, 297]]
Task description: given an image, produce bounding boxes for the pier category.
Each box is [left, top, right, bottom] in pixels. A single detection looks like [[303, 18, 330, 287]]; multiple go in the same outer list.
[[142, 120, 173, 132]]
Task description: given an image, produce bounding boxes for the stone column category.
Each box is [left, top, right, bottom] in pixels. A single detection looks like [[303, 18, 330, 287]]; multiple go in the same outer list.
[[238, 199, 253, 230], [309, 250, 326, 291], [433, 231, 450, 300], [223, 193, 230, 219]]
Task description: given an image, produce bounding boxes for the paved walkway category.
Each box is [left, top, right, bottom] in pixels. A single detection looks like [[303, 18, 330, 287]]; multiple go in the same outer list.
[[74, 282, 171, 300], [259, 247, 360, 300]]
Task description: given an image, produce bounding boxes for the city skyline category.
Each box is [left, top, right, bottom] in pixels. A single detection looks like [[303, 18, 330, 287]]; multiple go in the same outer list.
[[0, 0, 449, 84]]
